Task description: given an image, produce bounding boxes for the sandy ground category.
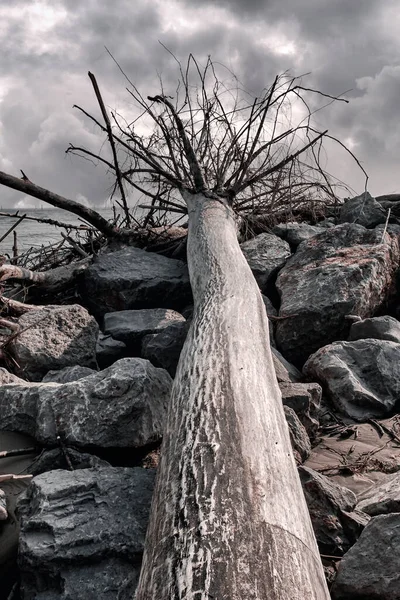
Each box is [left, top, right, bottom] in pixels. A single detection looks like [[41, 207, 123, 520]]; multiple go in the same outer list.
[[305, 416, 400, 496]]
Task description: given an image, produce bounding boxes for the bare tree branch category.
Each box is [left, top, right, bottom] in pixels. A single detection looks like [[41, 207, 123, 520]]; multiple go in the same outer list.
[[88, 71, 132, 226], [0, 170, 117, 237], [148, 95, 206, 192]]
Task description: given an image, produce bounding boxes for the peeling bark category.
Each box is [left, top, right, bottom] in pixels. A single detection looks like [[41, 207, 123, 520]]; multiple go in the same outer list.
[[135, 192, 329, 599]]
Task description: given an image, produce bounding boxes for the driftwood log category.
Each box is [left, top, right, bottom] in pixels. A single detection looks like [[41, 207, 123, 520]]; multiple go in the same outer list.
[[135, 192, 330, 600]]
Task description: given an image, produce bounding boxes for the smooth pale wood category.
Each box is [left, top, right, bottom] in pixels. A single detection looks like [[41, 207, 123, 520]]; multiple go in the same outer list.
[[135, 192, 330, 600]]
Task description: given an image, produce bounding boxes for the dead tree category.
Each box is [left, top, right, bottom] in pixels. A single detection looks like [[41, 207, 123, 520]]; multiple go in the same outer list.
[[0, 55, 364, 598], [109, 58, 346, 599]]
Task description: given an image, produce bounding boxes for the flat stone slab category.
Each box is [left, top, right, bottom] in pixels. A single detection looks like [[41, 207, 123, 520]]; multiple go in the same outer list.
[[357, 471, 400, 516], [348, 315, 400, 343]]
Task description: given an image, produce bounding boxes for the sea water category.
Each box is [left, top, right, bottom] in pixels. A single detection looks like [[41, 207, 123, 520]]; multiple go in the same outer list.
[[0, 207, 117, 257]]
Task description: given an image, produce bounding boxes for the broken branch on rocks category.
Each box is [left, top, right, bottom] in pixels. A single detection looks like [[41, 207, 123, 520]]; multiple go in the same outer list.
[[0, 474, 32, 483], [0, 258, 91, 291], [0, 296, 44, 316], [0, 448, 37, 459]]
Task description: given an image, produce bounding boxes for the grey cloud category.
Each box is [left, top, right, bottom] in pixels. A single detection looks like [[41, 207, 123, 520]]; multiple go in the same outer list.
[[0, 0, 399, 209], [333, 65, 400, 156]]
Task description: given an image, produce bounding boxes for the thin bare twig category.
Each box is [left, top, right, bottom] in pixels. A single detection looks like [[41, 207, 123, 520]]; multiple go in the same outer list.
[[88, 72, 132, 227], [0, 214, 26, 244], [0, 447, 37, 459], [0, 210, 91, 231]]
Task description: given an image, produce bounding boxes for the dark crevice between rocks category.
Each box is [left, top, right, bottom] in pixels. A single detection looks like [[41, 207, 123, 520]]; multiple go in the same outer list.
[[26, 441, 162, 474], [86, 441, 162, 469], [374, 268, 400, 321], [0, 559, 19, 600], [264, 269, 281, 313]]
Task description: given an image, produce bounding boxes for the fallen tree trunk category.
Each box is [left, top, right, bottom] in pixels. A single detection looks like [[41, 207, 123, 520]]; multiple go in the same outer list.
[[135, 191, 329, 599]]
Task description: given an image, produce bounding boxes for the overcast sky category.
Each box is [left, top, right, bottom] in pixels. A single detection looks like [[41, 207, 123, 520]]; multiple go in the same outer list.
[[0, 0, 399, 209]]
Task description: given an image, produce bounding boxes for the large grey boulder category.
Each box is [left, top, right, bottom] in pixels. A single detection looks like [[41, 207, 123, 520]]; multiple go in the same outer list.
[[141, 321, 188, 377], [304, 339, 400, 421], [272, 222, 325, 248], [0, 358, 172, 448], [84, 247, 191, 316], [9, 305, 99, 381], [348, 315, 400, 343], [284, 406, 311, 463], [275, 223, 399, 365], [299, 466, 368, 556], [279, 381, 321, 439], [331, 513, 400, 599], [42, 365, 97, 383], [18, 467, 155, 600], [240, 233, 291, 292], [357, 471, 400, 516], [339, 191, 387, 228], [103, 308, 185, 351], [376, 193, 400, 203], [375, 195, 400, 226]]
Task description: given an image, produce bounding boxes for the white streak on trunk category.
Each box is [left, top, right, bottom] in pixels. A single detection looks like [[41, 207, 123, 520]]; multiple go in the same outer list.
[[135, 192, 329, 600]]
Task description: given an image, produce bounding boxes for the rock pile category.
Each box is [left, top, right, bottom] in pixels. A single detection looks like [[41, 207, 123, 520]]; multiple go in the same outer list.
[[2, 192, 400, 598]]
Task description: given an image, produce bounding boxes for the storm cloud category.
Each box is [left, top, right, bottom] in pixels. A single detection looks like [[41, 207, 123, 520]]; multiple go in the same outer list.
[[0, 0, 399, 208]]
